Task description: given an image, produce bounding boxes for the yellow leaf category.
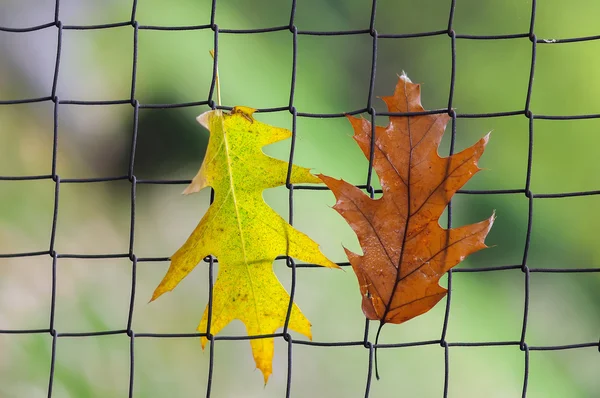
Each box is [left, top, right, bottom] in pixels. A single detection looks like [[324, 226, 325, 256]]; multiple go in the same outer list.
[[151, 106, 338, 383]]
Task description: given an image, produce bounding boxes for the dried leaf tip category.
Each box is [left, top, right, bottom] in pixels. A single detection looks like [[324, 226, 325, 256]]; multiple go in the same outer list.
[[490, 209, 498, 225], [482, 131, 492, 144], [399, 70, 412, 83], [196, 110, 211, 129]]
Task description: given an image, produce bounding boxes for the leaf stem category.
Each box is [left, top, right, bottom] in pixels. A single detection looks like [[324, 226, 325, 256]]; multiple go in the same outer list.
[[209, 49, 222, 107], [374, 321, 385, 380]]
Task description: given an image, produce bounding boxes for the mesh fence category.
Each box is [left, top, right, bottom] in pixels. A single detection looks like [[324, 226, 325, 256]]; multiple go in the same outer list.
[[1, 0, 599, 397]]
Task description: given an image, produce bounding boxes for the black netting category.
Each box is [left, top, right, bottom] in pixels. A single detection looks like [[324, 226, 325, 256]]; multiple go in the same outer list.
[[1, 0, 599, 397]]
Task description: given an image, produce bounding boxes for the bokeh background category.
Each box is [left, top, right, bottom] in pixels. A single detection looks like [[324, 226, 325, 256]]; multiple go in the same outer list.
[[1, 0, 599, 397]]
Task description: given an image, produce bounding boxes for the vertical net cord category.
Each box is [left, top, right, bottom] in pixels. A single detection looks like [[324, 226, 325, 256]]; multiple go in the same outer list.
[[363, 0, 379, 394], [520, 1, 538, 396], [204, 1, 219, 396], [440, 1, 457, 396], [126, 1, 140, 397], [281, 3, 299, 397], [0, 0, 599, 397], [47, 1, 62, 397]]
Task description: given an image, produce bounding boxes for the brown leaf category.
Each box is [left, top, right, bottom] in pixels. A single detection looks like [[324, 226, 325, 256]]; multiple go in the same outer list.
[[319, 73, 494, 327]]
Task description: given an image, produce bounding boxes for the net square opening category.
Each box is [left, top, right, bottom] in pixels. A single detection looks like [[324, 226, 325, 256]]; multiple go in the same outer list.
[[527, 272, 600, 346], [295, 34, 372, 114], [445, 269, 525, 342], [0, 102, 54, 177], [291, 343, 369, 397], [54, 180, 131, 255], [531, 118, 600, 193], [0, 1, 55, 28], [452, 0, 533, 36], [371, 344, 444, 397], [528, 347, 600, 397], [295, 0, 372, 32], [57, 103, 134, 179], [133, 336, 208, 397], [56, 27, 133, 101], [0, 179, 54, 254], [59, 1, 132, 26], [376, 0, 449, 35], [0, 333, 52, 397], [136, 0, 212, 27], [54, 257, 132, 332], [0, 28, 57, 101], [535, 1, 600, 39], [0, 256, 52, 331], [531, 40, 600, 116], [454, 37, 531, 114], [447, 345, 524, 397], [53, 334, 130, 398], [528, 196, 600, 270], [218, 30, 292, 110], [136, 29, 214, 106], [217, 0, 291, 30]]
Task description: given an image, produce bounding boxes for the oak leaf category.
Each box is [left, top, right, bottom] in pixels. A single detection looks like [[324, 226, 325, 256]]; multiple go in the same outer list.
[[151, 106, 338, 383], [319, 74, 494, 335]]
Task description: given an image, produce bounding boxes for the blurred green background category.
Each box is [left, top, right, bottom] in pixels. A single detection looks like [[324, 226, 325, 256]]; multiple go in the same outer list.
[[1, 0, 599, 397]]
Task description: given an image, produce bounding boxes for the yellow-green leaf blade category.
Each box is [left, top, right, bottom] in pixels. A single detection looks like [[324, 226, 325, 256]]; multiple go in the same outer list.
[[151, 106, 338, 382]]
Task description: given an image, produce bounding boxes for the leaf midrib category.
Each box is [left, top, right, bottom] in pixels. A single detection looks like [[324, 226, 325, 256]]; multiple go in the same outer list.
[[221, 115, 262, 334], [382, 81, 413, 324]]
